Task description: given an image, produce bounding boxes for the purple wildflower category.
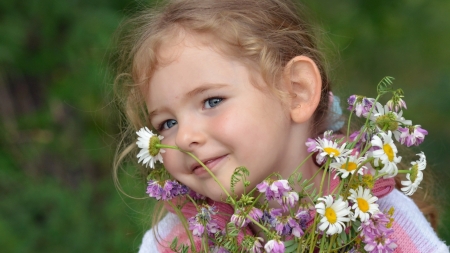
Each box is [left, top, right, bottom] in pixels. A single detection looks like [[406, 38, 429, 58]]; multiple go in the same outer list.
[[295, 208, 312, 230], [288, 217, 304, 238], [364, 234, 397, 253], [188, 216, 205, 237], [264, 239, 285, 253], [306, 138, 318, 153], [261, 210, 274, 225], [348, 95, 375, 117], [210, 246, 230, 253], [189, 190, 207, 200], [206, 220, 220, 235], [347, 95, 357, 108], [386, 97, 407, 112], [256, 180, 271, 197], [395, 125, 428, 147], [243, 236, 264, 253], [251, 237, 264, 253], [231, 207, 263, 228], [349, 128, 371, 150], [270, 211, 304, 238], [230, 209, 247, 228], [188, 205, 219, 237], [146, 180, 163, 200], [249, 207, 264, 223], [281, 191, 299, 211], [360, 212, 390, 237], [360, 212, 397, 253], [146, 180, 189, 200], [257, 180, 291, 204], [270, 180, 291, 197], [273, 217, 291, 236]]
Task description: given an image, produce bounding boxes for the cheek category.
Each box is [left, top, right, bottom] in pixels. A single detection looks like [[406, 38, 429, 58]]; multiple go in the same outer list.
[[213, 108, 257, 135], [160, 148, 182, 175]]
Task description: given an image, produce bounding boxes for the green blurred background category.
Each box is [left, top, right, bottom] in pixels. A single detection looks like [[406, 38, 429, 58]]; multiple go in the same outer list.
[[1, 0, 449, 252]]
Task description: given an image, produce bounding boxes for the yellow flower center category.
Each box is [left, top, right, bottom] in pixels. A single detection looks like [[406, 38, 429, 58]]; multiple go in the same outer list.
[[410, 164, 419, 183], [325, 207, 337, 224], [324, 147, 340, 157], [362, 174, 375, 189], [357, 198, 370, 212], [341, 162, 357, 172], [383, 144, 394, 162], [375, 113, 399, 131], [149, 136, 161, 156]]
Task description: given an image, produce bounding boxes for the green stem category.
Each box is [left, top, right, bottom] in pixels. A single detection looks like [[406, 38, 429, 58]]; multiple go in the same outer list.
[[202, 233, 208, 253], [166, 201, 198, 253], [318, 159, 331, 197], [308, 216, 319, 253], [397, 170, 412, 174], [344, 157, 374, 196], [346, 111, 354, 141], [186, 195, 199, 209], [326, 234, 337, 253], [292, 152, 315, 175], [374, 172, 389, 180], [304, 161, 327, 186], [349, 94, 381, 150], [156, 144, 235, 205], [247, 216, 271, 234]]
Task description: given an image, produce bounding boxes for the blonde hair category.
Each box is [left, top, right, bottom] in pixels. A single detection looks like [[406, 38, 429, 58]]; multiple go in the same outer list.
[[111, 0, 333, 240]]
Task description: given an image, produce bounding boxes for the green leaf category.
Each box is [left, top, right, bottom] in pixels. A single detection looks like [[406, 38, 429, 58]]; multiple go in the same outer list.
[[284, 239, 298, 253], [170, 237, 179, 250], [297, 173, 303, 182], [230, 166, 249, 196], [377, 76, 395, 95]]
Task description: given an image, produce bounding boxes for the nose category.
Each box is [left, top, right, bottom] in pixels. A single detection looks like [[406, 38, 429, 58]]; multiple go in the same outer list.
[[175, 121, 206, 151]]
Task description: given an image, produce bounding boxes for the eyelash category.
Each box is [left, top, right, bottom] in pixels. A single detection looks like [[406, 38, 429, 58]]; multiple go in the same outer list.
[[203, 96, 224, 109], [156, 96, 225, 131]]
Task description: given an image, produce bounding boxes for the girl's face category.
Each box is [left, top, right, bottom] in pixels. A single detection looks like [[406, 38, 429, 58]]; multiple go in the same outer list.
[[145, 35, 311, 201]]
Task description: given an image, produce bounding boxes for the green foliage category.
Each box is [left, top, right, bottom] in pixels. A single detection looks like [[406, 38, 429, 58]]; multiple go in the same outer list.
[[0, 0, 155, 252], [376, 76, 395, 95], [230, 166, 250, 197]]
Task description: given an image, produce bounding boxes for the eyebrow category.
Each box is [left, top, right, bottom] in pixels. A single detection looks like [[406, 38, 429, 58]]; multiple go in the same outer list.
[[186, 83, 229, 98], [149, 83, 229, 118]]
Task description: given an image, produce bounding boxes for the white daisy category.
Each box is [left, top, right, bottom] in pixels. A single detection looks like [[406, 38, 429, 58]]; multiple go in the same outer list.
[[370, 131, 402, 177], [348, 186, 379, 222], [316, 138, 351, 163], [370, 102, 412, 133], [401, 152, 426, 196], [330, 154, 366, 179], [136, 127, 165, 168], [315, 195, 351, 235]]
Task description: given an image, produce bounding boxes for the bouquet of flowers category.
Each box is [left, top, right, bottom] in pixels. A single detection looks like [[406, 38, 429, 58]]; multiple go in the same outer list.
[[136, 77, 428, 253]]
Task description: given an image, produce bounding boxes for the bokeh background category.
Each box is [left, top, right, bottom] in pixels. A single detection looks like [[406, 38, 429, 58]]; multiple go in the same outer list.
[[1, 0, 449, 252]]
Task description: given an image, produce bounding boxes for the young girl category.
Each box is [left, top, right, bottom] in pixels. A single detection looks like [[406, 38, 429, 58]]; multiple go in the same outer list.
[[113, 0, 448, 252]]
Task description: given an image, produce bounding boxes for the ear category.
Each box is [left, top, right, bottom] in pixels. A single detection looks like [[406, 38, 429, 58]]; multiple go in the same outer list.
[[283, 56, 322, 123]]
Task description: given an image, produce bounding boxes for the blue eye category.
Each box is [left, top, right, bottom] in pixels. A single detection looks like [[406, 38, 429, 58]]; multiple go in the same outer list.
[[160, 119, 177, 130], [204, 97, 223, 109]]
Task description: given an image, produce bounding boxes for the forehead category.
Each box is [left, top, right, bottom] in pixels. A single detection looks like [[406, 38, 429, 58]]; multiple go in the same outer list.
[[152, 34, 244, 85], [144, 34, 253, 108]]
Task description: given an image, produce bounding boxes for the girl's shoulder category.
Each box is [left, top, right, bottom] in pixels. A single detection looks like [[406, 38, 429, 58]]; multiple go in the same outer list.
[[378, 189, 449, 253], [139, 212, 183, 253]]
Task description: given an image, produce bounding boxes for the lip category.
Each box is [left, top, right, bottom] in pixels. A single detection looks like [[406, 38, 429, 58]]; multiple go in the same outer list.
[[190, 155, 228, 176]]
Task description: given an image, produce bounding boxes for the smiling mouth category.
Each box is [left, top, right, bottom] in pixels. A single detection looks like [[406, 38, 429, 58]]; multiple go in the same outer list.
[[192, 155, 227, 175]]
